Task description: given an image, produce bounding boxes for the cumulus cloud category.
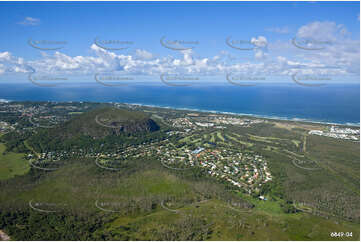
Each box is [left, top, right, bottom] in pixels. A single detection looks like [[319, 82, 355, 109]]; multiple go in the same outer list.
[[18, 17, 40, 26], [296, 21, 349, 41], [294, 21, 359, 75], [0, 51, 34, 73], [250, 36, 268, 61], [251, 36, 268, 48], [0, 22, 359, 80], [135, 49, 153, 60]]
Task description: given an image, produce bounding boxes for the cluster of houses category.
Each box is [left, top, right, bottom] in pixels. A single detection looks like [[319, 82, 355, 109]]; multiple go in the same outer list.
[[195, 122, 214, 127], [168, 115, 264, 132], [196, 150, 272, 191], [0, 121, 14, 132], [309, 126, 359, 141], [0, 102, 86, 132], [212, 116, 264, 126], [156, 141, 272, 194], [171, 118, 195, 129], [84, 136, 273, 195]]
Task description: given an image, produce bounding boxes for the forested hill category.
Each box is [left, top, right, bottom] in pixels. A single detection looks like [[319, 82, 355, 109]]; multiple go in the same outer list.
[[55, 107, 160, 139], [23, 107, 161, 152]]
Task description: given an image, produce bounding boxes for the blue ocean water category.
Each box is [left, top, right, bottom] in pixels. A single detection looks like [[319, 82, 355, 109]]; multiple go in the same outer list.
[[0, 82, 359, 126]]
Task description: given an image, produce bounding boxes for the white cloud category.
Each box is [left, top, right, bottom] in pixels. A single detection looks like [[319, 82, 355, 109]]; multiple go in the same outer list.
[[0, 51, 34, 73], [250, 36, 268, 61], [135, 49, 153, 60], [295, 21, 359, 75], [18, 17, 40, 26], [296, 21, 349, 41], [251, 36, 268, 48], [0, 22, 358, 80]]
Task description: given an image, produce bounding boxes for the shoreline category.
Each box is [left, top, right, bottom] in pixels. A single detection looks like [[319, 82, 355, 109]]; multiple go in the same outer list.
[[123, 102, 360, 128], [2, 99, 359, 127]]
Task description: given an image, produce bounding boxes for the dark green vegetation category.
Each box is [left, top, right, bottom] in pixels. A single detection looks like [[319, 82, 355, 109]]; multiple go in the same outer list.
[[225, 122, 360, 222], [0, 102, 359, 240], [0, 156, 359, 240], [166, 117, 360, 223], [3, 107, 163, 154]]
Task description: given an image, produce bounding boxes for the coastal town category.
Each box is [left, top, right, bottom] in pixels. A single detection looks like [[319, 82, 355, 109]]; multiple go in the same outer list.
[[169, 116, 265, 130], [309, 126, 360, 141], [34, 137, 272, 195], [0, 101, 359, 197]]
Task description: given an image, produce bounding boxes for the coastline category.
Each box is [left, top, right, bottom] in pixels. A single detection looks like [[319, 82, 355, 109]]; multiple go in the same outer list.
[[124, 102, 360, 128], [2, 98, 359, 127]]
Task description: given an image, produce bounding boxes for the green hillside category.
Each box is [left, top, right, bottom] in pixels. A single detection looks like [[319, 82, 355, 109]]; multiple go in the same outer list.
[[23, 107, 162, 153], [0, 104, 359, 241], [0, 157, 358, 240], [52, 107, 160, 138]]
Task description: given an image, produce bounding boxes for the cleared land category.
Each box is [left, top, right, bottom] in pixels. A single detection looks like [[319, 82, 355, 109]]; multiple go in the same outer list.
[[0, 143, 29, 180]]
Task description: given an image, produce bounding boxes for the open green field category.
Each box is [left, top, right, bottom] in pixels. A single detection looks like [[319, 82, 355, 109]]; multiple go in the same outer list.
[[179, 130, 255, 148], [0, 143, 29, 180]]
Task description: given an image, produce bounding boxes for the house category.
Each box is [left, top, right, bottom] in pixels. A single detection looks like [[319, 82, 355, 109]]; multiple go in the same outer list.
[[192, 147, 204, 154]]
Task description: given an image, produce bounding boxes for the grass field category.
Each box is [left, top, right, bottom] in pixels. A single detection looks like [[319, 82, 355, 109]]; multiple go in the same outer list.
[[224, 133, 253, 147], [0, 143, 29, 180], [179, 130, 255, 148]]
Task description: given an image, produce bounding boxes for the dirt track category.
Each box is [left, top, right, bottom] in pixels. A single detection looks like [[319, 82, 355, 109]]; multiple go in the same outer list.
[[0, 230, 10, 241]]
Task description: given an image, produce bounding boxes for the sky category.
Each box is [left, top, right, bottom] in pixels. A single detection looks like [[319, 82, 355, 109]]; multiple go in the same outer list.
[[0, 1, 359, 84]]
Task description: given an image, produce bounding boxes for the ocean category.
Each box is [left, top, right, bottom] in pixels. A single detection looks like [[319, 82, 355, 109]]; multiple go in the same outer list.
[[0, 82, 359, 126]]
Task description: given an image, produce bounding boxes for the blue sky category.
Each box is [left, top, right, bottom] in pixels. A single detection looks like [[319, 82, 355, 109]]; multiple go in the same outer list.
[[0, 1, 359, 84]]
